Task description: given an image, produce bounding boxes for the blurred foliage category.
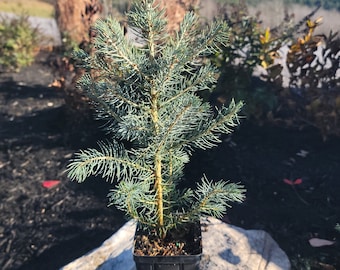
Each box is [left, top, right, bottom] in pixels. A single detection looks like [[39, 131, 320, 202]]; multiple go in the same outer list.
[[60, 31, 82, 54], [277, 21, 340, 138], [287, 18, 338, 90], [212, 0, 295, 121], [211, 1, 340, 138], [0, 0, 54, 18], [0, 14, 41, 72], [100, 0, 130, 17], [284, 0, 340, 11], [217, 0, 340, 11], [335, 223, 340, 232]]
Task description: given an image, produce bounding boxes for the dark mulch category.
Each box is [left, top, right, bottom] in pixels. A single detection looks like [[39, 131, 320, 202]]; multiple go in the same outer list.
[[0, 52, 125, 270], [0, 52, 339, 270]]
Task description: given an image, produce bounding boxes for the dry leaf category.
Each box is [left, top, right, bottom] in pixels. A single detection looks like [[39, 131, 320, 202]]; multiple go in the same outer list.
[[49, 78, 65, 88], [296, 149, 309, 157], [42, 180, 61, 189], [309, 238, 335, 247]]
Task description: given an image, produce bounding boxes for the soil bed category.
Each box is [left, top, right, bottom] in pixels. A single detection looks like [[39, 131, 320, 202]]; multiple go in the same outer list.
[[0, 52, 339, 270]]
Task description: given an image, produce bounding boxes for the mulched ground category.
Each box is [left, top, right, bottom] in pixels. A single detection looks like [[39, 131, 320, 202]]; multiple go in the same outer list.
[[0, 52, 339, 270], [0, 52, 125, 270]]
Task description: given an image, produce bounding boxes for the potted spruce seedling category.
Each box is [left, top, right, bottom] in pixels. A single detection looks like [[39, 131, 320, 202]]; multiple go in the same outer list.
[[67, 0, 245, 269]]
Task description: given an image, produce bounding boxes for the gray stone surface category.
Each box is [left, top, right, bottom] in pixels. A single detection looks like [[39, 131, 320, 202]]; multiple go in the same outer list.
[[199, 217, 291, 270], [60, 217, 291, 270], [61, 220, 136, 270]]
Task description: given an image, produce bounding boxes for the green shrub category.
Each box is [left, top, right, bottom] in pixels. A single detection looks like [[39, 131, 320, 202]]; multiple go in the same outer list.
[[0, 15, 41, 72], [275, 18, 340, 139], [211, 2, 340, 138], [285, 0, 340, 11], [212, 1, 293, 121], [217, 0, 340, 11]]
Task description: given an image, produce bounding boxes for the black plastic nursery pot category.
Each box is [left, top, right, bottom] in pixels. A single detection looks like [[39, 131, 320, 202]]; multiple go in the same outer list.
[[133, 253, 202, 270], [133, 222, 202, 270]]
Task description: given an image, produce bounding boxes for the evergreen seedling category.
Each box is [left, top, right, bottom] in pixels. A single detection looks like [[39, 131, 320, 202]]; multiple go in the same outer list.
[[67, 0, 245, 240]]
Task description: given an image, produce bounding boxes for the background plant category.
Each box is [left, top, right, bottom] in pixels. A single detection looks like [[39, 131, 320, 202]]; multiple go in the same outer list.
[[0, 14, 41, 72], [217, 0, 340, 11], [210, 1, 340, 138], [67, 0, 245, 239], [284, 0, 340, 11], [0, 0, 54, 18], [272, 18, 340, 139], [211, 0, 294, 121]]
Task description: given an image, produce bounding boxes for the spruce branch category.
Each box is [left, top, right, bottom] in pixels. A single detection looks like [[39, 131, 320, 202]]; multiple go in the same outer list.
[[178, 15, 230, 64], [161, 63, 218, 107], [67, 141, 152, 183], [72, 49, 92, 70], [156, 104, 192, 152], [116, 113, 151, 142], [93, 17, 142, 75], [109, 178, 158, 225], [196, 20, 230, 56], [157, 99, 211, 151], [161, 148, 189, 181], [127, 0, 168, 58], [165, 12, 200, 66], [188, 99, 244, 150], [77, 74, 129, 123], [190, 175, 245, 219]]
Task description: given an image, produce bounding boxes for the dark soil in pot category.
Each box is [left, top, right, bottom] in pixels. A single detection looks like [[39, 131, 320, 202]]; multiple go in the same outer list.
[[133, 222, 202, 270], [134, 222, 202, 257]]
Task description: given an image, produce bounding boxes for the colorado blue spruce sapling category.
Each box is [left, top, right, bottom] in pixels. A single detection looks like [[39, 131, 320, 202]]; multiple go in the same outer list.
[[67, 0, 245, 240]]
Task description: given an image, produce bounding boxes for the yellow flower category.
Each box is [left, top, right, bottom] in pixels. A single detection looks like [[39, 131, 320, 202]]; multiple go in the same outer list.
[[306, 17, 323, 30], [260, 27, 271, 44]]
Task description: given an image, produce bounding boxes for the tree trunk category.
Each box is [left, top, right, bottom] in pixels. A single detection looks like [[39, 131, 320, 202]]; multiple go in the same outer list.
[[55, 0, 102, 45], [155, 0, 200, 33]]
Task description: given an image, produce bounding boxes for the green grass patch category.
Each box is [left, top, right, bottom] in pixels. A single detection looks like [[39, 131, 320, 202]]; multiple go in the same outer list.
[[0, 0, 54, 18]]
